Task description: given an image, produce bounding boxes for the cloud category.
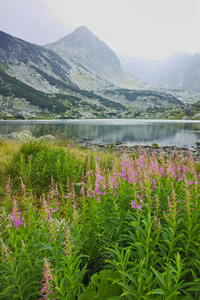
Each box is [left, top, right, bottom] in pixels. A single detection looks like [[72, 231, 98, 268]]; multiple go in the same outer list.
[[0, 0, 70, 44], [1, 0, 200, 59]]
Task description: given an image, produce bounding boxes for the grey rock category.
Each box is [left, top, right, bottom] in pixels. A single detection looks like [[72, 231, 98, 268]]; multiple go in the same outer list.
[[7, 130, 36, 142], [37, 135, 56, 142], [2, 130, 57, 143], [116, 141, 123, 145], [189, 148, 196, 152], [196, 140, 200, 149], [81, 142, 200, 162]]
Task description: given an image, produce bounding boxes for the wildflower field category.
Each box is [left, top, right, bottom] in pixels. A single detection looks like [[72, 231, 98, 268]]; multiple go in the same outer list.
[[0, 140, 200, 299]]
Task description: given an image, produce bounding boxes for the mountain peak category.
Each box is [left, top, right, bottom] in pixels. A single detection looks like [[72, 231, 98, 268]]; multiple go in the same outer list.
[[73, 26, 93, 35], [66, 25, 98, 46], [46, 26, 121, 77]]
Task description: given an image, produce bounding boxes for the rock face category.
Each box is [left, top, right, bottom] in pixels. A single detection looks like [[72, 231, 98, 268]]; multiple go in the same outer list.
[[47, 26, 121, 75], [0, 31, 73, 92], [120, 52, 200, 92]]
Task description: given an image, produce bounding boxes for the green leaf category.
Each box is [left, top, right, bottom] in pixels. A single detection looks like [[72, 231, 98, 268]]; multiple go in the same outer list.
[[78, 270, 122, 300], [187, 285, 200, 291], [120, 283, 137, 297], [107, 297, 122, 300], [151, 267, 166, 290], [120, 271, 137, 286], [147, 288, 165, 295]]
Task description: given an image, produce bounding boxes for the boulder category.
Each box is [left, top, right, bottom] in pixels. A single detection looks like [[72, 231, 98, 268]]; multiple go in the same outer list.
[[37, 135, 56, 142], [7, 130, 36, 142], [196, 140, 200, 149], [4, 131, 56, 143]]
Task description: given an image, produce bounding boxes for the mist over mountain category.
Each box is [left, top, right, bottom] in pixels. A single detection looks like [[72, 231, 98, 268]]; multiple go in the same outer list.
[[120, 52, 200, 91]]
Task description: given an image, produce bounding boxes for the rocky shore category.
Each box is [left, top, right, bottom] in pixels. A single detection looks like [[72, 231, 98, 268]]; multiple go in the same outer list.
[[1, 130, 200, 162], [80, 141, 200, 162]]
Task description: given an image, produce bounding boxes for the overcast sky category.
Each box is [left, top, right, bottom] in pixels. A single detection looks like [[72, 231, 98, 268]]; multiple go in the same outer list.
[[1, 0, 200, 60]]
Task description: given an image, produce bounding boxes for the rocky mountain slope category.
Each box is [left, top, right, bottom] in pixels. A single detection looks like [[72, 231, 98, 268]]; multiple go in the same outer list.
[[120, 52, 200, 91], [0, 29, 184, 119], [45, 26, 142, 90]]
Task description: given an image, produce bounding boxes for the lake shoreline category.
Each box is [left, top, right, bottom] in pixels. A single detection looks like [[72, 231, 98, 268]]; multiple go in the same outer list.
[[1, 128, 200, 162], [80, 140, 200, 162], [1, 118, 200, 148]]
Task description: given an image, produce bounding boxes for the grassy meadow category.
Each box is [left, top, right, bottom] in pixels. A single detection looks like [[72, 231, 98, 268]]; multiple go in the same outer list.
[[0, 139, 200, 299]]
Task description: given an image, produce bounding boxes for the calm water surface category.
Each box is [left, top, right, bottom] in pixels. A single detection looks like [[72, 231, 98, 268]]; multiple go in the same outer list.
[[0, 119, 200, 147]]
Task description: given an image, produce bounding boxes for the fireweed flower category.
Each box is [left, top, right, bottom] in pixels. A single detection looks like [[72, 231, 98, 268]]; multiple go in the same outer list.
[[47, 216, 59, 242], [86, 170, 93, 176], [4, 174, 12, 200], [42, 198, 52, 222], [0, 207, 12, 235], [131, 200, 136, 208], [65, 192, 71, 199], [63, 223, 74, 257], [152, 179, 156, 190], [131, 200, 142, 211], [1, 238, 13, 264], [136, 204, 142, 210], [11, 197, 25, 228], [40, 258, 55, 300], [92, 161, 107, 202], [41, 195, 58, 222]]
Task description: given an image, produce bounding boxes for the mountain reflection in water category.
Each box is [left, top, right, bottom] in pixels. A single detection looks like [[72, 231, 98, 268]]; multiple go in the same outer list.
[[0, 119, 200, 147]]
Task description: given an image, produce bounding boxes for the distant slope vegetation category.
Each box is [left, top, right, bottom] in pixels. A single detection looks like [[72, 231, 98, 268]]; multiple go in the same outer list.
[[0, 67, 67, 113], [106, 89, 182, 104], [104, 88, 183, 110], [0, 64, 126, 118]]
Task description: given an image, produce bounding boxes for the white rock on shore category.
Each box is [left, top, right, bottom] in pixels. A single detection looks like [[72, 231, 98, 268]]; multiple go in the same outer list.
[[0, 130, 55, 142]]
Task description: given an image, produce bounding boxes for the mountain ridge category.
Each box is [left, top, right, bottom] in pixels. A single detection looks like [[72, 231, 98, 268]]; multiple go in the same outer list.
[[0, 28, 185, 119]]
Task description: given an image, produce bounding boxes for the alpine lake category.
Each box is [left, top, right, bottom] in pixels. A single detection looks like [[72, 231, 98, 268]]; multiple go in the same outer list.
[[0, 119, 200, 148]]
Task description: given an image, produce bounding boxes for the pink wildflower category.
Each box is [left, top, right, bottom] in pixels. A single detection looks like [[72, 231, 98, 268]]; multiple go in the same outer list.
[[40, 258, 55, 300], [136, 204, 142, 210], [63, 223, 74, 257], [11, 197, 25, 228], [131, 200, 136, 208]]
